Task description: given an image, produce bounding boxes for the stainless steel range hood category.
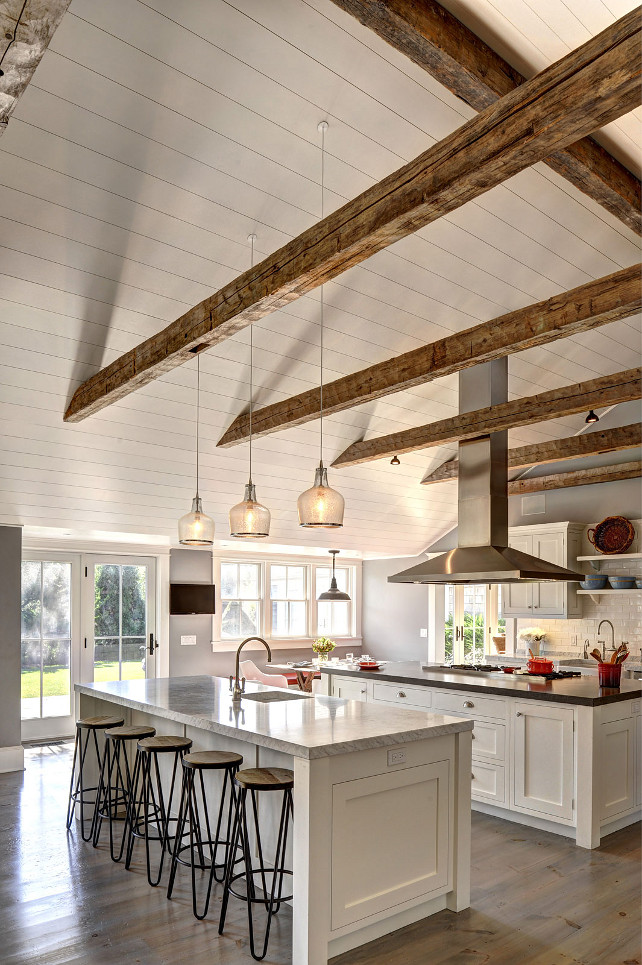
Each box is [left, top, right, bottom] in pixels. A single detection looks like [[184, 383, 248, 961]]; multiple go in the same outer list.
[[389, 360, 583, 585]]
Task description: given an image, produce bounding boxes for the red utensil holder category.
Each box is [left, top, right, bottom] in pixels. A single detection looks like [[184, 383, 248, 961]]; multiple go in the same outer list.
[[598, 662, 622, 687]]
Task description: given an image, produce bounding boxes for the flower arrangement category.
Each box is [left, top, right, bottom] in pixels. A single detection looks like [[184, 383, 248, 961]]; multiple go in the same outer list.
[[312, 636, 335, 660], [518, 627, 547, 654]]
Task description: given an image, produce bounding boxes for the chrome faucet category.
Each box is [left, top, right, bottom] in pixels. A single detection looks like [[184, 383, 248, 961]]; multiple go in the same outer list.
[[597, 620, 614, 661], [230, 636, 272, 701]]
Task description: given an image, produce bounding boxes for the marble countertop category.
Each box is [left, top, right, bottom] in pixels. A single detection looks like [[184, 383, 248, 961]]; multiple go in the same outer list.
[[75, 676, 472, 760], [319, 662, 642, 706]]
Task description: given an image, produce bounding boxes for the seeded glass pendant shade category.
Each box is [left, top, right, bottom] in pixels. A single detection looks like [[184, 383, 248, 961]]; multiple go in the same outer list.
[[179, 354, 214, 546], [318, 550, 351, 601], [179, 496, 215, 545], [230, 482, 271, 538], [230, 233, 271, 539], [298, 121, 345, 530], [298, 463, 344, 528]]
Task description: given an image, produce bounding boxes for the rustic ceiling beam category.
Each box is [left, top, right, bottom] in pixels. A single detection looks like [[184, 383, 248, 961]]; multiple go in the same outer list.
[[329, 0, 641, 234], [63, 10, 641, 423], [332, 368, 642, 468], [508, 461, 641, 495], [421, 423, 642, 485], [218, 264, 641, 448], [0, 0, 72, 135]]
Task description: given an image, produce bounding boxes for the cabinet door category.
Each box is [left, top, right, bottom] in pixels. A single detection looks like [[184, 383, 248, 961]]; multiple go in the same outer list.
[[601, 717, 636, 820], [532, 533, 565, 616], [332, 675, 368, 702], [637, 715, 642, 808], [513, 703, 574, 820], [502, 535, 533, 615]]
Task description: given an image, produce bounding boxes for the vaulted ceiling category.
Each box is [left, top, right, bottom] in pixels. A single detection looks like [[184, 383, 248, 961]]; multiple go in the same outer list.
[[0, 0, 640, 557]]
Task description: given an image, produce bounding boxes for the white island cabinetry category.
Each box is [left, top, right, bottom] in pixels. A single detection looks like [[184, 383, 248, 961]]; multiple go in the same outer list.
[[76, 676, 473, 965], [323, 670, 641, 848]]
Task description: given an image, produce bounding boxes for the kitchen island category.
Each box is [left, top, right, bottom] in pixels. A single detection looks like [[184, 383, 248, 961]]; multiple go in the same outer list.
[[75, 675, 473, 965], [319, 662, 642, 849]]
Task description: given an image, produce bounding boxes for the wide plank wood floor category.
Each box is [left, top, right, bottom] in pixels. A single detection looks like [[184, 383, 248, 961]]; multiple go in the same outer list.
[[1, 744, 639, 965]]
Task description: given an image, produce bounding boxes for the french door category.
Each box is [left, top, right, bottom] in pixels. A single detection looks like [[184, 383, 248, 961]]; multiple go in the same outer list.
[[81, 555, 157, 685], [445, 584, 497, 664]]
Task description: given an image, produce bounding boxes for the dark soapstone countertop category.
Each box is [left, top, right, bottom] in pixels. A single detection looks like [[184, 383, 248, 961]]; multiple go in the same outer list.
[[319, 661, 641, 706]]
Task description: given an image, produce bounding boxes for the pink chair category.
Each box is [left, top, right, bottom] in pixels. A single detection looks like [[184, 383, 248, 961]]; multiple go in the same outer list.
[[239, 659, 289, 690]]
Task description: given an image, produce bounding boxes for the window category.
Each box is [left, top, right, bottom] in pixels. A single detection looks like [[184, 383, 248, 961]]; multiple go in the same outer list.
[[221, 561, 262, 639], [93, 563, 148, 682], [21, 560, 72, 720], [445, 584, 504, 664], [270, 564, 307, 637], [315, 565, 352, 637]]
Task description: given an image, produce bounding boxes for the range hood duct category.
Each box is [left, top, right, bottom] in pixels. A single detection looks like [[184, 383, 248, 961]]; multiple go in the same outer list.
[[389, 359, 583, 585]]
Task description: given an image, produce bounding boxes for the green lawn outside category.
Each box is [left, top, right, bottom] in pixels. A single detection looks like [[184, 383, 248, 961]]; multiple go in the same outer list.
[[21, 661, 145, 699]]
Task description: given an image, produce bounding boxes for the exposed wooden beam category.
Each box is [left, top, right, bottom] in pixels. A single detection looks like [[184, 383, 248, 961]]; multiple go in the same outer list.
[[64, 10, 641, 423], [329, 0, 641, 234], [218, 265, 641, 448], [332, 368, 642, 468], [508, 461, 641, 495], [0, 0, 71, 135], [421, 424, 642, 484]]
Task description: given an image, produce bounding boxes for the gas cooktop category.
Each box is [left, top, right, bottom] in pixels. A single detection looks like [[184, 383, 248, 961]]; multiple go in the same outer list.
[[427, 664, 583, 681]]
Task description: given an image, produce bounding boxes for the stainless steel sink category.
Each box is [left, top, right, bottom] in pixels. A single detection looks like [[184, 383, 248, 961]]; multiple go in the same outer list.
[[240, 690, 312, 703]]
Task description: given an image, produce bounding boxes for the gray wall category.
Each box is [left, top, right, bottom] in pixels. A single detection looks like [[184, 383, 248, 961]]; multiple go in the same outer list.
[[169, 548, 359, 679], [362, 556, 428, 662], [0, 526, 22, 750], [169, 548, 217, 677]]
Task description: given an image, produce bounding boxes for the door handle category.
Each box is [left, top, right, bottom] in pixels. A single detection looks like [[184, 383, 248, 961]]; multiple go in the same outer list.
[[149, 633, 156, 655]]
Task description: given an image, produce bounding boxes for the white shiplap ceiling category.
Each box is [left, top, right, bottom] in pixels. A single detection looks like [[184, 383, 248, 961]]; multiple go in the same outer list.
[[0, 0, 640, 557]]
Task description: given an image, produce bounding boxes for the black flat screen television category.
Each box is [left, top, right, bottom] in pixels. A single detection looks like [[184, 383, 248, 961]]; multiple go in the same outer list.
[[170, 583, 216, 615]]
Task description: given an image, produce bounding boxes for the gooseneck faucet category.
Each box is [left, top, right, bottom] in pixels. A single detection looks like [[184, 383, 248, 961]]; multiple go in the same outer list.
[[597, 619, 614, 661], [230, 636, 272, 701]]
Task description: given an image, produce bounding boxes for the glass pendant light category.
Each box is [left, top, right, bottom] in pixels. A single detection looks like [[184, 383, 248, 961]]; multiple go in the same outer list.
[[298, 120, 345, 529], [318, 550, 351, 602], [230, 234, 271, 538], [178, 353, 215, 545]]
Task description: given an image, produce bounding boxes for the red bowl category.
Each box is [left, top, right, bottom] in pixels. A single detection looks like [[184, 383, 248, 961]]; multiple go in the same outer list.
[[502, 667, 515, 674], [358, 661, 379, 669]]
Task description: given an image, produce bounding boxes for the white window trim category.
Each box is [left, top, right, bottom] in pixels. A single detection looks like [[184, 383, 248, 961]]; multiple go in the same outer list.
[[212, 552, 362, 652]]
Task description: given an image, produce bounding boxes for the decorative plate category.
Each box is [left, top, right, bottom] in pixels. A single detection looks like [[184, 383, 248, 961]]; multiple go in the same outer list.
[[587, 516, 635, 555]]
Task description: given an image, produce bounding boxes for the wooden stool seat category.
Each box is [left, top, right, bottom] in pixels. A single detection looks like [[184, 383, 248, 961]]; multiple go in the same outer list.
[[137, 735, 192, 753], [77, 715, 125, 730], [105, 725, 156, 741], [183, 750, 243, 770], [235, 767, 294, 791]]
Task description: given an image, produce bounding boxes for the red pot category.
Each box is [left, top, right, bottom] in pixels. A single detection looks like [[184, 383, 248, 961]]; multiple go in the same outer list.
[[527, 658, 554, 674]]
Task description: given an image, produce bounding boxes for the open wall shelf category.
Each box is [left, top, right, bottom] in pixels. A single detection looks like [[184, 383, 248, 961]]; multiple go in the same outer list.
[[577, 552, 642, 572], [576, 587, 641, 603]]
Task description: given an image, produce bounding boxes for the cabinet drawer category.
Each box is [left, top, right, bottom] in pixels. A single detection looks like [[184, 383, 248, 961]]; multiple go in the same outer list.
[[433, 690, 506, 720], [472, 721, 506, 762], [471, 761, 505, 804], [371, 681, 433, 710]]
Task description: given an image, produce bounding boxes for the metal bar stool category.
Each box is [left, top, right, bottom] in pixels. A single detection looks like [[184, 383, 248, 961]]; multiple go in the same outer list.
[[218, 767, 294, 962], [92, 724, 156, 862], [124, 734, 193, 886], [66, 714, 125, 840], [167, 750, 243, 920]]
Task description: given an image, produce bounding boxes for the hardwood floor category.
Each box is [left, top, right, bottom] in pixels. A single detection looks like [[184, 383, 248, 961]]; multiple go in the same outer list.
[[1, 744, 639, 965]]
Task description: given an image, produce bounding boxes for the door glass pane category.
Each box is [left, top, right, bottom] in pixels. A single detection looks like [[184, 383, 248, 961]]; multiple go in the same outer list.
[[94, 564, 120, 637], [42, 639, 70, 717], [463, 585, 487, 664], [21, 561, 72, 720], [94, 638, 120, 682], [444, 585, 455, 662], [93, 563, 149, 682], [122, 637, 146, 680], [21, 640, 40, 720], [122, 566, 146, 636]]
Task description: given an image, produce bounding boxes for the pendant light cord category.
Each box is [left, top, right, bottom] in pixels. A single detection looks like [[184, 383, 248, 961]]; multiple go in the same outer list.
[[249, 233, 255, 485], [195, 353, 201, 500], [319, 121, 327, 466]]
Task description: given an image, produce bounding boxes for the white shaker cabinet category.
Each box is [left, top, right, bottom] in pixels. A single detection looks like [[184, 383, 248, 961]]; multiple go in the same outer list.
[[512, 701, 574, 821], [502, 522, 584, 619]]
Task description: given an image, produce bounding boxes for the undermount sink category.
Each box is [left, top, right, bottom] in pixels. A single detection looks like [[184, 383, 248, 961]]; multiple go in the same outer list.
[[240, 690, 312, 703]]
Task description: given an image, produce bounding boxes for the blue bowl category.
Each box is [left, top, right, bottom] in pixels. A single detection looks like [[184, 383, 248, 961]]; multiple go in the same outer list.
[[579, 575, 608, 590], [608, 576, 635, 589]]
